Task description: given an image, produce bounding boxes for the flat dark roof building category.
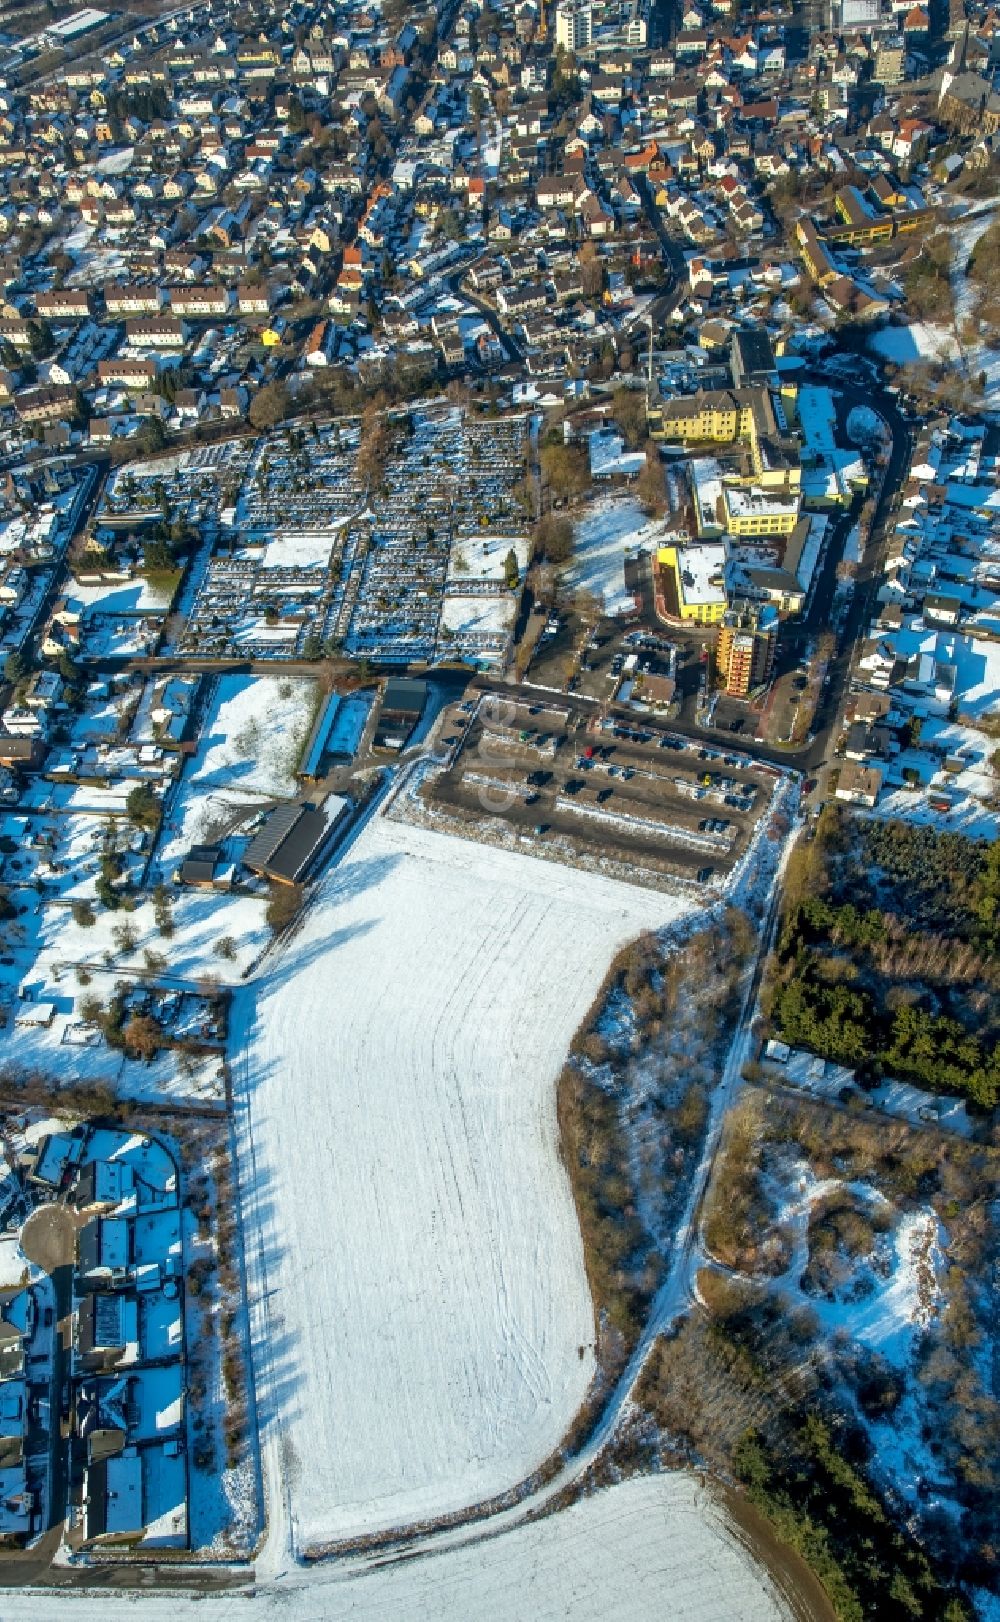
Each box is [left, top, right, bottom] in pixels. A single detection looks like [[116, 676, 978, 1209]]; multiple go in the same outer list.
[[730, 325, 776, 389], [375, 678, 428, 751], [381, 677, 427, 717]]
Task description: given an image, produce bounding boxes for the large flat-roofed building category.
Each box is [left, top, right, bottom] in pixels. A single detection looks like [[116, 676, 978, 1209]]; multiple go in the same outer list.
[[657, 542, 728, 625], [690, 457, 726, 536], [723, 485, 800, 537], [730, 326, 776, 389]]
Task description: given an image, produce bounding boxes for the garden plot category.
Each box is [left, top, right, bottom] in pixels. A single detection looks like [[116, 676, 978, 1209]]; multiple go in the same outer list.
[[234, 812, 689, 1549], [0, 1474, 789, 1621], [158, 674, 313, 871]]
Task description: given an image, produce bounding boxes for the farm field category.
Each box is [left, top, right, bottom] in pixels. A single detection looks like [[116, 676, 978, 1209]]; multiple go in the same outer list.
[[0, 1475, 792, 1620], [231, 812, 689, 1550]]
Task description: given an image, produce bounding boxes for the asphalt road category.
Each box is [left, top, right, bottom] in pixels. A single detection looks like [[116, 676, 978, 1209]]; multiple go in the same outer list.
[[448, 272, 524, 365]]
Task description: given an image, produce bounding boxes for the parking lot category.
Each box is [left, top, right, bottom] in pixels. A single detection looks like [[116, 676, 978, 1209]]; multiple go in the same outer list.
[[421, 694, 778, 889]]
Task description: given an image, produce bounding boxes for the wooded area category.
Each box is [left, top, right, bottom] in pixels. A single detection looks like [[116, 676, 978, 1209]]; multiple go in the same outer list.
[[764, 809, 1000, 1108]]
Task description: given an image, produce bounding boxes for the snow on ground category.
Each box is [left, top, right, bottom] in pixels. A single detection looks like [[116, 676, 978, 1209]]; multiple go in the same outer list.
[[0, 1234, 29, 1289], [233, 811, 690, 1550], [892, 623, 1000, 719], [70, 577, 176, 615], [439, 593, 516, 635], [950, 204, 998, 332], [96, 146, 135, 175], [765, 1047, 973, 1136], [876, 783, 999, 840], [0, 879, 252, 1100], [186, 675, 311, 798], [870, 321, 956, 367], [0, 1474, 790, 1620], [158, 674, 313, 869], [568, 497, 656, 616], [257, 523, 346, 570], [765, 1155, 942, 1365], [869, 319, 1000, 407], [448, 534, 530, 584]]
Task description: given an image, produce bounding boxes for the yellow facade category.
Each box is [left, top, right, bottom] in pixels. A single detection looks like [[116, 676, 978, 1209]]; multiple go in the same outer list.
[[657, 545, 728, 625], [654, 402, 754, 443], [725, 506, 799, 537]]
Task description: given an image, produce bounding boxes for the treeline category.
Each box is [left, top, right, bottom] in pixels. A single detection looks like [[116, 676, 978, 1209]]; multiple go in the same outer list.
[[767, 813, 1000, 1109], [771, 944, 1000, 1108], [558, 914, 754, 1362], [735, 1418, 969, 1622], [643, 1276, 971, 1622]]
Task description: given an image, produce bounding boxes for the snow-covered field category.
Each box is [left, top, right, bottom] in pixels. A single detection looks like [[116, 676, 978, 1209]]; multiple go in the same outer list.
[[0, 1474, 790, 1620], [568, 497, 658, 615], [233, 812, 689, 1550]]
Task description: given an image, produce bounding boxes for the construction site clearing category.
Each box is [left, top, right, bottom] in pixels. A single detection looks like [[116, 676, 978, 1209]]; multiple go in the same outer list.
[[416, 693, 782, 894]]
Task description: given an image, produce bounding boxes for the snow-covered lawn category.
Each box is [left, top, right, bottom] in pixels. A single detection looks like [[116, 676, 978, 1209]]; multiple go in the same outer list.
[[568, 497, 656, 616], [0, 1474, 789, 1620], [439, 592, 516, 635], [869, 316, 1000, 407], [447, 534, 530, 584], [71, 577, 176, 614], [158, 674, 314, 869], [233, 812, 689, 1549], [870, 321, 957, 368], [258, 523, 346, 570], [188, 675, 312, 798]]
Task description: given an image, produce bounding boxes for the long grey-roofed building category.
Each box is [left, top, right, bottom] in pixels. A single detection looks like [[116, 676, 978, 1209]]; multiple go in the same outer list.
[[242, 802, 342, 885]]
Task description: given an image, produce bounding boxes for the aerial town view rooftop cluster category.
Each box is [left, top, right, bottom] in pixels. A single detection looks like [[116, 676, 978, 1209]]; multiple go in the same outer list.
[[0, 0, 996, 1613]]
